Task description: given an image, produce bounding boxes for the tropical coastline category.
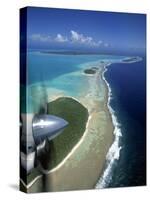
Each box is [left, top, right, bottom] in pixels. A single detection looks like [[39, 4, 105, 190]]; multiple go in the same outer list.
[[21, 61, 114, 193], [20, 7, 146, 193], [20, 55, 144, 192], [95, 64, 122, 188]]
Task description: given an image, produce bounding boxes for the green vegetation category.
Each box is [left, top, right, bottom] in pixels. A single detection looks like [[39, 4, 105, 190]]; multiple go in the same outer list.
[[84, 68, 96, 74], [27, 168, 41, 185], [38, 97, 89, 170], [25, 97, 88, 184]]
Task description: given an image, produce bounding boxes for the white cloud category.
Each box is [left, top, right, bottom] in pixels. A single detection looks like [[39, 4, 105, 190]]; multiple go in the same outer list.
[[70, 30, 104, 47], [70, 30, 93, 45], [30, 34, 51, 42], [55, 34, 68, 42], [98, 40, 103, 45], [30, 31, 107, 48], [104, 43, 109, 47]]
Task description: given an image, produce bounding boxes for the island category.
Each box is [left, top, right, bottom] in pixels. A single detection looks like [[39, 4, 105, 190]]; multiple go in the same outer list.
[[40, 50, 102, 55], [84, 69, 96, 74], [21, 61, 114, 193], [122, 56, 142, 63], [20, 56, 142, 193], [38, 97, 89, 170], [20, 97, 89, 192], [83, 67, 99, 75]]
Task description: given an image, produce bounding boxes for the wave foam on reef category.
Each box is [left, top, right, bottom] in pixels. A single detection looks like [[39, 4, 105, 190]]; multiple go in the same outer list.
[[95, 64, 122, 189]]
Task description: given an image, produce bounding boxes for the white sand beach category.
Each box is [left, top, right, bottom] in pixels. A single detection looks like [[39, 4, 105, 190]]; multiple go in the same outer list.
[[25, 63, 114, 193]]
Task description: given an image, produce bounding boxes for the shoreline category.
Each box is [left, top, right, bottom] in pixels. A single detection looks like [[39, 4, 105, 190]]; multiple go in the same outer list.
[[22, 62, 115, 192], [20, 96, 91, 189], [95, 64, 122, 188], [20, 101, 91, 189]]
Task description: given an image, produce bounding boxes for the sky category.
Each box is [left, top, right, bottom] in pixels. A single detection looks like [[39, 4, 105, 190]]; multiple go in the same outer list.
[[25, 7, 146, 54]]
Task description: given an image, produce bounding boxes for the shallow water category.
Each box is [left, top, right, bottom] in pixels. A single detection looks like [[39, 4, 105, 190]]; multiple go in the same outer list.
[[22, 51, 146, 188], [22, 52, 124, 113]]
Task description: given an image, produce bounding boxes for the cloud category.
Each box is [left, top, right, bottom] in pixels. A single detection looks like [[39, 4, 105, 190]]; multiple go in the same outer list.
[[55, 34, 68, 42], [70, 30, 105, 48], [30, 34, 51, 42], [70, 30, 93, 45], [104, 43, 109, 47], [30, 31, 108, 48], [98, 40, 103, 45]]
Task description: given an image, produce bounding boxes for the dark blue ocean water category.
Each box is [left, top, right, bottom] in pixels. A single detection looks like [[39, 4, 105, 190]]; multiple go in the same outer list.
[[22, 51, 146, 187], [104, 56, 146, 187]]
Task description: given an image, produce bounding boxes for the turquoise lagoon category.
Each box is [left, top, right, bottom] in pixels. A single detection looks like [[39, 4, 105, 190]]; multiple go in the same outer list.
[[25, 51, 125, 113]]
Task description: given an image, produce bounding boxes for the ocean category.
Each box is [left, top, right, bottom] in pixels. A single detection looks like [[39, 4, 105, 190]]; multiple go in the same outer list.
[[96, 55, 146, 188], [25, 52, 124, 113], [24, 51, 146, 188], [109, 56, 146, 187]]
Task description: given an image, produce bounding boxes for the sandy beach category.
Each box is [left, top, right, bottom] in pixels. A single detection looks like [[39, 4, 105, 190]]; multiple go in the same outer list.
[[25, 63, 114, 193]]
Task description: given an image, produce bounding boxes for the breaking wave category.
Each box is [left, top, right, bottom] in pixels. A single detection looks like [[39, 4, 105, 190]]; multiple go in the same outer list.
[[95, 64, 122, 189]]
